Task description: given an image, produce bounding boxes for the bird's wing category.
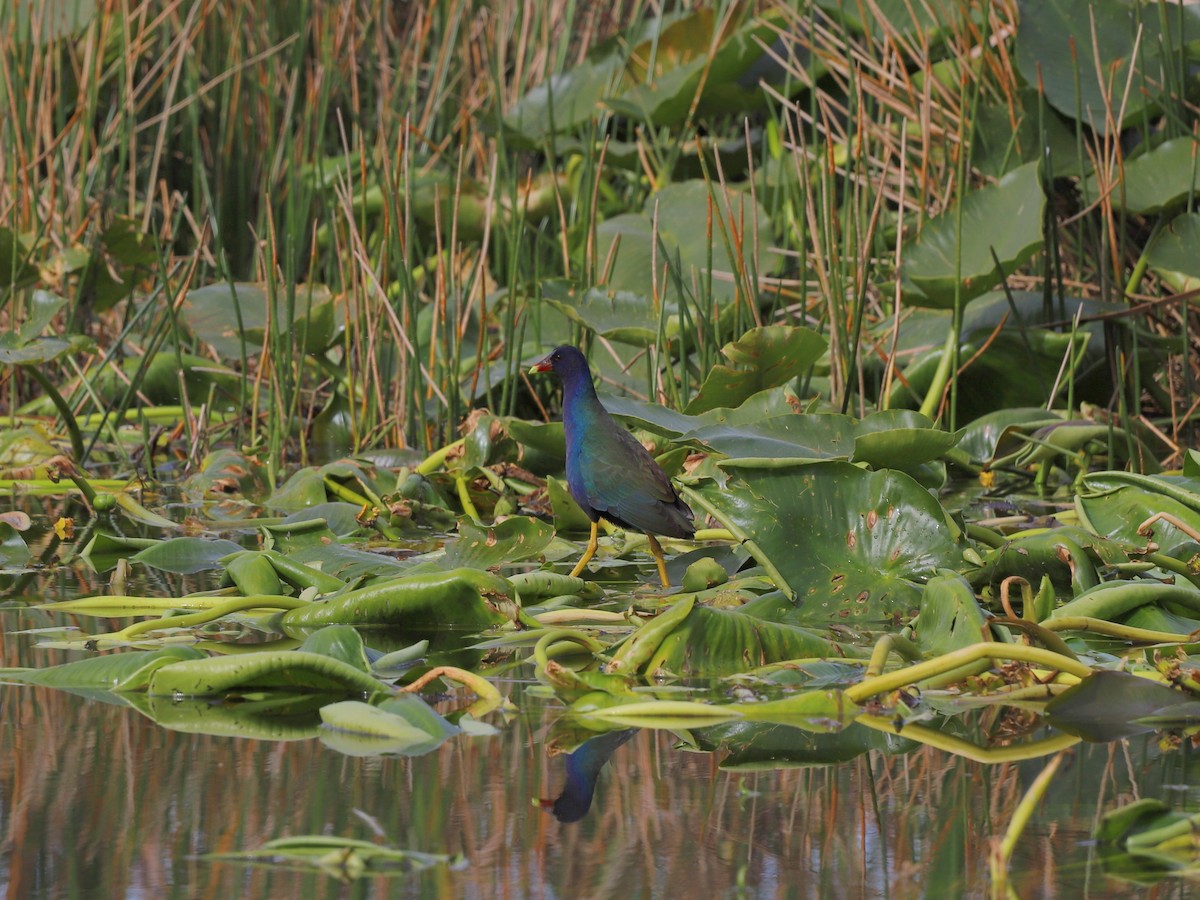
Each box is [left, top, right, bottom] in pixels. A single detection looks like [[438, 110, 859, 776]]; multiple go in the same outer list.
[[578, 425, 690, 535]]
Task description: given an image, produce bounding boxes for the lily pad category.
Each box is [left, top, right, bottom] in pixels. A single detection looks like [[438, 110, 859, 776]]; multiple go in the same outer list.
[[901, 162, 1044, 307], [279, 569, 513, 631], [1016, 0, 1199, 135], [690, 460, 964, 618], [131, 537, 245, 574], [180, 281, 341, 360], [684, 325, 826, 415], [147, 650, 387, 698], [1082, 137, 1200, 215], [542, 280, 678, 348], [1146, 212, 1200, 294], [0, 647, 206, 692], [319, 694, 460, 757], [442, 516, 555, 568]]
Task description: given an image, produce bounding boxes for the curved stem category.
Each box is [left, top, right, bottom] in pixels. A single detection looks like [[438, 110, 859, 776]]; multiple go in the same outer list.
[[844, 642, 1093, 704], [27, 365, 84, 462]]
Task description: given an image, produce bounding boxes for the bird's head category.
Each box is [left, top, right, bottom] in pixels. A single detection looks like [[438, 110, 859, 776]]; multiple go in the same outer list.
[[529, 345, 588, 379]]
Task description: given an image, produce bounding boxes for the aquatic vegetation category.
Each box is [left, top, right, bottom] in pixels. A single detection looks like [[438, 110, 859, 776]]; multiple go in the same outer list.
[[1, 0, 1199, 891]]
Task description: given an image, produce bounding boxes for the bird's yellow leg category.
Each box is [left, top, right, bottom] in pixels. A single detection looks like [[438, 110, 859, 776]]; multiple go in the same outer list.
[[570, 520, 600, 578], [645, 533, 671, 588]]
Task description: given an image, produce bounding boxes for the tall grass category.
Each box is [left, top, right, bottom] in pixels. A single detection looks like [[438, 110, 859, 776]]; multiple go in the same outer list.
[[0, 0, 1196, 468]]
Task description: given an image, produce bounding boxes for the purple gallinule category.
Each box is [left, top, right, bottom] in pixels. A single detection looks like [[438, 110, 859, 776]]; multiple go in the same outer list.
[[530, 345, 695, 587]]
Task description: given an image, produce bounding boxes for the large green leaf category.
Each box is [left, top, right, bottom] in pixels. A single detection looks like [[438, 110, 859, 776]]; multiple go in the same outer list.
[[1047, 670, 1200, 741], [318, 695, 460, 757], [587, 180, 779, 330], [1146, 212, 1200, 293], [542, 280, 679, 347], [1077, 474, 1200, 559], [279, 569, 512, 630], [442, 516, 555, 568], [503, 13, 682, 141], [1082, 137, 1200, 214], [131, 538, 245, 574], [690, 461, 964, 618], [610, 603, 865, 677], [603, 388, 799, 438], [0, 647, 206, 692], [1016, 0, 1199, 135], [816, 0, 961, 40], [901, 162, 1044, 307], [147, 651, 388, 697], [608, 9, 789, 126], [685, 409, 956, 478], [0, 291, 91, 364], [685, 326, 826, 414], [181, 282, 341, 360]]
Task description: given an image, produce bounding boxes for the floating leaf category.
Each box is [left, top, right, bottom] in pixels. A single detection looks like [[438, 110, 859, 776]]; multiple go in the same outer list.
[[442, 516, 555, 569], [319, 694, 459, 757], [147, 651, 388, 698], [606, 603, 864, 677], [204, 835, 455, 878], [298, 625, 372, 673], [1047, 670, 1200, 741], [0, 647, 206, 692], [131, 537, 245, 574], [691, 460, 964, 617], [1082, 137, 1200, 214], [279, 569, 512, 631]]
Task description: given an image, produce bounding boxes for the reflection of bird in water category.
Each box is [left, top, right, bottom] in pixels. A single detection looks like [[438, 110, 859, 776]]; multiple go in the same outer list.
[[537, 729, 636, 823]]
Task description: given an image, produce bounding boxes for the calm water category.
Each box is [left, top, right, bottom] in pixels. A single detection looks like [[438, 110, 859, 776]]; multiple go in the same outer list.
[[0, 554, 1194, 897]]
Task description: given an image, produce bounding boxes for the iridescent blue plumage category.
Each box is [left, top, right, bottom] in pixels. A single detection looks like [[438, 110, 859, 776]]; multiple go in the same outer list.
[[531, 345, 694, 586]]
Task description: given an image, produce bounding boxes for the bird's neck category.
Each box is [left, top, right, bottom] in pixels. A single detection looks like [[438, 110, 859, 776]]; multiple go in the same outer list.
[[562, 371, 600, 407]]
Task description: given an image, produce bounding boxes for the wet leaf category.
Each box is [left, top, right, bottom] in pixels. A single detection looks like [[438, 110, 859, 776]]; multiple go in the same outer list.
[[609, 603, 865, 678], [692, 460, 964, 618], [0, 522, 30, 567], [1047, 670, 1200, 741], [0, 646, 206, 692], [442, 516, 555, 568], [148, 651, 388, 698], [912, 572, 988, 657], [319, 695, 459, 756], [279, 569, 512, 631], [131, 537, 245, 574], [298, 626, 372, 672], [266, 468, 329, 511]]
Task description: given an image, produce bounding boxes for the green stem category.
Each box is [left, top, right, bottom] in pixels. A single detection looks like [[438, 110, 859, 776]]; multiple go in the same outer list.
[[844, 643, 1093, 704], [99, 594, 311, 642], [26, 365, 84, 461]]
